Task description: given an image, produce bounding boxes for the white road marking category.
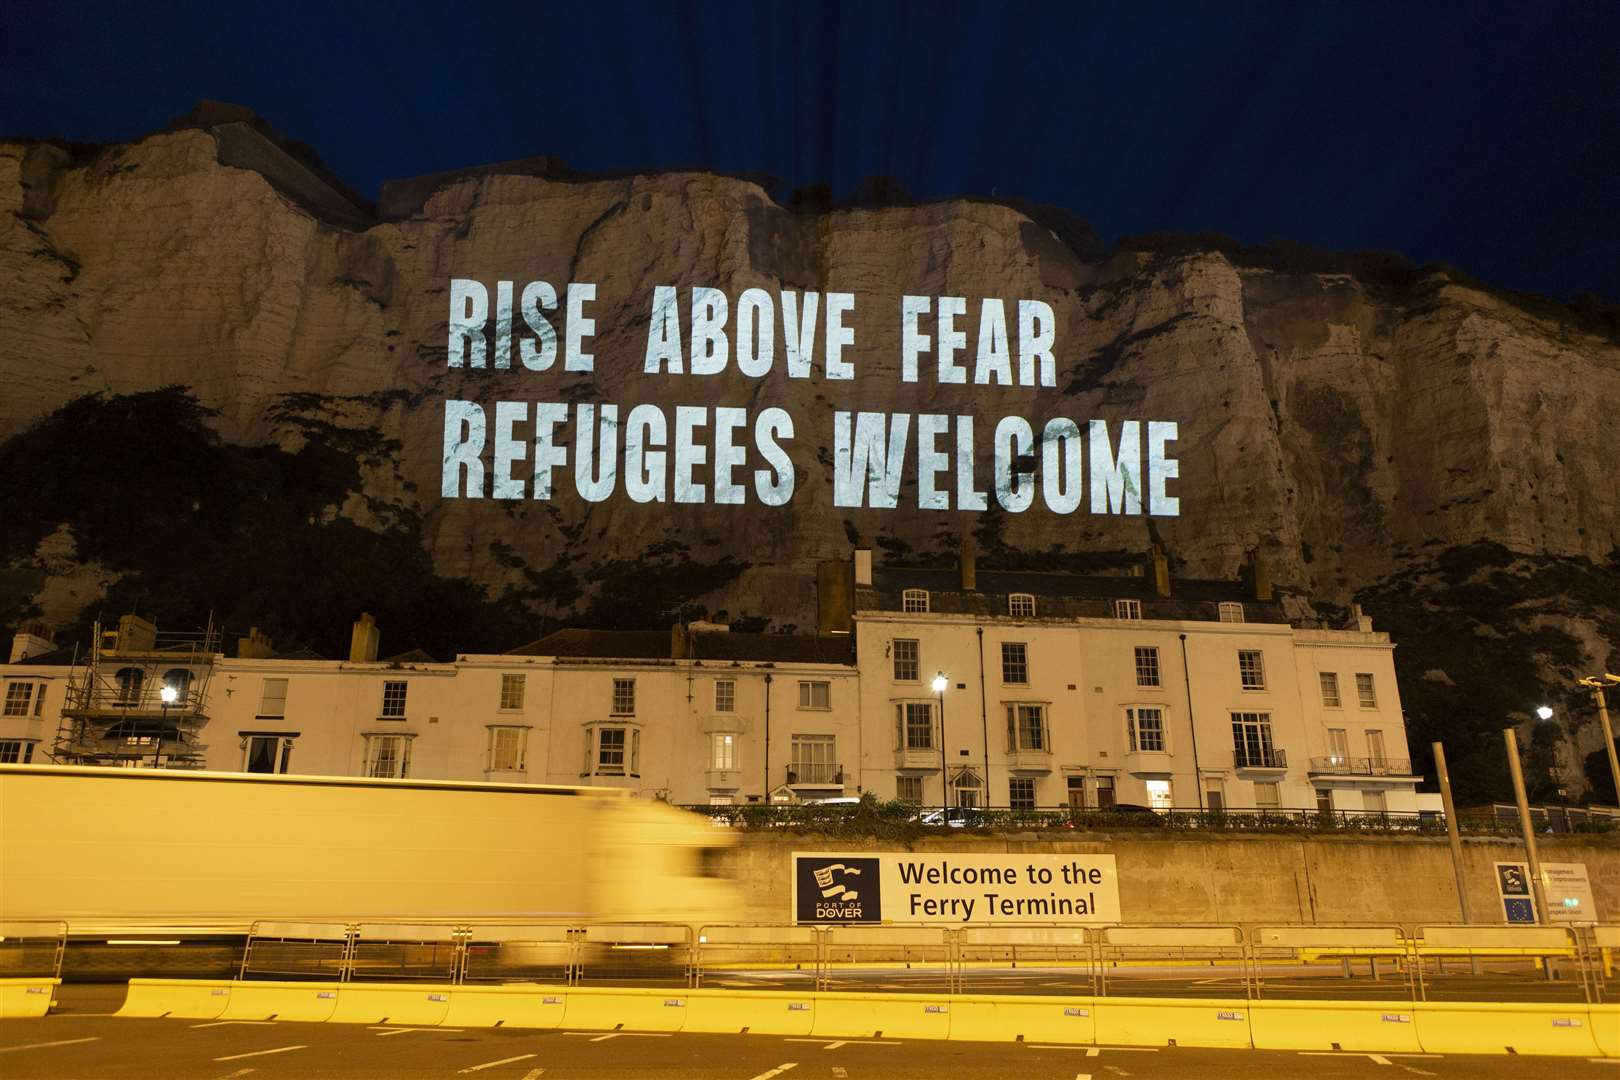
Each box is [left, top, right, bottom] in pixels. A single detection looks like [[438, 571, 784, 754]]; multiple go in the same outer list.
[[1396, 1067, 1436, 1077], [1369, 1055, 1392, 1066], [564, 1031, 673, 1038], [192, 1021, 275, 1028], [0, 1037, 102, 1054], [833, 1069, 848, 1078], [1103, 1067, 1131, 1077], [1026, 1045, 1091, 1051], [213, 1045, 307, 1062], [458, 1053, 538, 1073], [784, 1039, 901, 1047], [518, 1071, 544, 1079], [1585, 1061, 1620, 1066], [369, 1026, 464, 1036], [215, 1070, 255, 1080], [1076, 1075, 1092, 1080], [746, 1065, 797, 1080]]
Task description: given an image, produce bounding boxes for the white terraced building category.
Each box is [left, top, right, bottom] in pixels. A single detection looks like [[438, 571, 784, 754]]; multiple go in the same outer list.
[[0, 544, 1426, 814]]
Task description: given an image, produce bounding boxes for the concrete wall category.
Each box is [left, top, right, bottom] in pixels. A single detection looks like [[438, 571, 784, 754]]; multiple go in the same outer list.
[[726, 830, 1620, 926]]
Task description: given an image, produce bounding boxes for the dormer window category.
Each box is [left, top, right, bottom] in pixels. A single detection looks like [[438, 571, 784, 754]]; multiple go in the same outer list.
[[902, 589, 930, 613], [1219, 602, 1245, 623], [1114, 599, 1142, 620], [1008, 593, 1036, 618]]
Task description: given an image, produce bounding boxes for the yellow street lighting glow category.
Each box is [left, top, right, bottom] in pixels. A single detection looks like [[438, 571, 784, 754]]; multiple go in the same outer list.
[[105, 939, 181, 946]]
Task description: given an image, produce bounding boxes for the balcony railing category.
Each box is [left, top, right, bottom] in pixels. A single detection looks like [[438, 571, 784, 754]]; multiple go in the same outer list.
[[1233, 747, 1287, 769], [786, 763, 843, 786], [1308, 756, 1414, 776]]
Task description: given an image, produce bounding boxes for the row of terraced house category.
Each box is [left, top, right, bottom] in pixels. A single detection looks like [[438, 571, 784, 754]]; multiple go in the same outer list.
[[0, 542, 1432, 814]]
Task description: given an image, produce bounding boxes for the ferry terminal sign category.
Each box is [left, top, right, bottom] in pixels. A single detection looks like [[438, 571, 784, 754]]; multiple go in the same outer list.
[[793, 851, 1121, 925]]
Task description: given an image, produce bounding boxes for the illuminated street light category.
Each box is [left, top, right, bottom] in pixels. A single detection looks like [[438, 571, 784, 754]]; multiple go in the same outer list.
[[1578, 673, 1620, 807], [157, 685, 178, 769], [1536, 705, 1554, 721], [932, 672, 949, 809]]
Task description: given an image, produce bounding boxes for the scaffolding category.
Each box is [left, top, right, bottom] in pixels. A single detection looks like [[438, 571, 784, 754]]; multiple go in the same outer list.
[[51, 614, 221, 769]]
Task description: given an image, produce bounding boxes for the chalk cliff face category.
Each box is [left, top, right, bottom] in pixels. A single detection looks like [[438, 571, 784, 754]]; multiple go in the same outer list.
[[2, 110, 1617, 794]]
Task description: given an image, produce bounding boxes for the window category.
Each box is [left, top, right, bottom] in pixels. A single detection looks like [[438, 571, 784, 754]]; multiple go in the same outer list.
[[1316, 788, 1334, 814], [1356, 673, 1377, 708], [1005, 704, 1048, 751], [1326, 728, 1349, 765], [1009, 593, 1035, 618], [380, 680, 407, 718], [896, 775, 924, 803], [790, 734, 838, 784], [3, 683, 33, 717], [1366, 729, 1387, 766], [709, 794, 734, 806], [1134, 646, 1161, 687], [1204, 778, 1226, 812], [597, 727, 627, 773], [902, 589, 930, 613], [714, 679, 736, 713], [115, 667, 143, 706], [1238, 649, 1266, 690], [1001, 642, 1029, 684], [1066, 775, 1085, 809], [1009, 777, 1036, 810], [1319, 672, 1341, 708], [258, 678, 288, 718], [897, 702, 935, 750], [1219, 602, 1245, 623], [1363, 789, 1387, 814], [1145, 778, 1173, 810], [365, 734, 410, 778], [1232, 711, 1278, 767], [1254, 781, 1280, 809], [1114, 599, 1142, 620], [611, 678, 636, 715], [0, 740, 36, 764], [487, 726, 528, 771], [162, 669, 192, 704], [798, 680, 830, 709], [892, 639, 919, 681], [1127, 706, 1166, 752], [242, 735, 293, 774], [953, 769, 982, 808], [710, 732, 736, 770], [1095, 775, 1116, 808], [499, 673, 526, 711]]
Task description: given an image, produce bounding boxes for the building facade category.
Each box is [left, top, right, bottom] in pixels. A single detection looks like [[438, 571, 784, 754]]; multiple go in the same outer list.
[[0, 546, 1424, 812]]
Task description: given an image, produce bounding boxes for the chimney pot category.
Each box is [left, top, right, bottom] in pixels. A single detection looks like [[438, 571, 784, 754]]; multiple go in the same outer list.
[[349, 612, 380, 663]]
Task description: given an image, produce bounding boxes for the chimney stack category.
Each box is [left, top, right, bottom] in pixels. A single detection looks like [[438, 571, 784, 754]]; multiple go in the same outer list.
[[9, 622, 54, 663], [1351, 603, 1374, 633], [1248, 548, 1273, 601], [853, 537, 873, 587], [349, 613, 380, 663], [817, 560, 855, 636], [237, 626, 275, 659], [960, 533, 978, 591], [1149, 543, 1171, 598], [671, 621, 689, 659]]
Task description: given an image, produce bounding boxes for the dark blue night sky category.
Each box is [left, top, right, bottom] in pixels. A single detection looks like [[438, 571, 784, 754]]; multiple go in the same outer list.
[[3, 1, 1616, 301]]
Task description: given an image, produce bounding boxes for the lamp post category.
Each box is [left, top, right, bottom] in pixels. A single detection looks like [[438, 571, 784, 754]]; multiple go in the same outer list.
[[1578, 674, 1620, 807], [932, 672, 949, 809], [157, 684, 178, 769]]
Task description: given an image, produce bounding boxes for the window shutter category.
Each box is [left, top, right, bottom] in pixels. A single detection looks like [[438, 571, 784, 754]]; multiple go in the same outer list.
[[584, 729, 593, 774], [895, 704, 904, 750], [1005, 705, 1015, 752], [632, 729, 641, 773]]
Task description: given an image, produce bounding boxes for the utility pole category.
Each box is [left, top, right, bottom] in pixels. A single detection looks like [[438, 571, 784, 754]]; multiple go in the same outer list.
[[1578, 674, 1620, 807], [1434, 741, 1481, 974], [1503, 727, 1550, 925]]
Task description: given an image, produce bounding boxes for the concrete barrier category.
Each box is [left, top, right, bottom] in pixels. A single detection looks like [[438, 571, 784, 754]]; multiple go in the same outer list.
[[682, 989, 815, 1035], [0, 977, 58, 1019], [946, 995, 1095, 1044], [441, 984, 566, 1029], [1413, 1001, 1602, 1056], [1589, 1004, 1619, 1058], [1248, 999, 1423, 1053], [560, 986, 689, 1032], [220, 981, 341, 1022], [115, 978, 231, 1020], [810, 992, 952, 1040], [328, 983, 453, 1026], [1094, 997, 1253, 1048]]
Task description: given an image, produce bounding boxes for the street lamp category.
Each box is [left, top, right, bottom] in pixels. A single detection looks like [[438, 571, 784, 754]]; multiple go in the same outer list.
[[157, 684, 178, 769], [1536, 705, 1554, 721], [1578, 674, 1620, 808], [932, 672, 949, 809]]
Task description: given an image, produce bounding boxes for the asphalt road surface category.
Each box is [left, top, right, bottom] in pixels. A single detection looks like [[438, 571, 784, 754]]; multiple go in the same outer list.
[[0, 986, 1602, 1079]]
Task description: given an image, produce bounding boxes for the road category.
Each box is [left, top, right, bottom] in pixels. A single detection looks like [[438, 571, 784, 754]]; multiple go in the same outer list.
[[0, 986, 1601, 1079]]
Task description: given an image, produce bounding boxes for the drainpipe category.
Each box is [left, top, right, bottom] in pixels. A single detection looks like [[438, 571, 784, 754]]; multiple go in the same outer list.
[[763, 672, 773, 801], [976, 627, 991, 804], [1179, 633, 1206, 810]]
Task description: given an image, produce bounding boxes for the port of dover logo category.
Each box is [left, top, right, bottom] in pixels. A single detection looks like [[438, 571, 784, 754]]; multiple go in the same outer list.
[[796, 856, 882, 923]]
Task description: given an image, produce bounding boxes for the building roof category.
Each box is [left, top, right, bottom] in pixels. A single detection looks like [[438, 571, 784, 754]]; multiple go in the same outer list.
[[860, 567, 1290, 624], [507, 628, 855, 665], [9, 645, 78, 666]]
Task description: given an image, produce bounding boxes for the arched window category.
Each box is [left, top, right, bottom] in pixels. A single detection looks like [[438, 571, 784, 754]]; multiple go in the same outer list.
[[163, 669, 193, 705], [115, 667, 143, 706], [1008, 593, 1036, 618]]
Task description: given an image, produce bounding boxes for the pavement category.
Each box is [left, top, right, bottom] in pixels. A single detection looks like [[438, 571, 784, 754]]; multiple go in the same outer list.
[[0, 986, 1606, 1079]]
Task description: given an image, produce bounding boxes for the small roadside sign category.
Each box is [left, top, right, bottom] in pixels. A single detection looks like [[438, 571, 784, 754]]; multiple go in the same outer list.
[[1494, 861, 1538, 924], [1541, 862, 1597, 924]]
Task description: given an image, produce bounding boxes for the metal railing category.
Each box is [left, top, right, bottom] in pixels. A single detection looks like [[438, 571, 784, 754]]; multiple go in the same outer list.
[[785, 763, 843, 786], [1308, 756, 1415, 776], [1232, 747, 1287, 769]]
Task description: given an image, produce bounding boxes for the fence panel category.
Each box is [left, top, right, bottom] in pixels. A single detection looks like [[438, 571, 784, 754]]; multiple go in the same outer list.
[[350, 922, 462, 983], [1096, 924, 1248, 999], [694, 924, 820, 991], [574, 923, 693, 989], [458, 923, 574, 985], [957, 925, 1091, 997], [1415, 925, 1588, 1003], [240, 921, 353, 982], [1250, 925, 1412, 1001], [819, 925, 954, 994], [0, 920, 67, 979]]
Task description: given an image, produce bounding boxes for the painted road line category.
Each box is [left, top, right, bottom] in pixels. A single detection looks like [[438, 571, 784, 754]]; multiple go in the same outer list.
[[1102, 1067, 1130, 1077], [586, 1032, 675, 1042], [215, 1070, 255, 1079], [0, 1037, 103, 1054], [1075, 1075, 1091, 1080], [1369, 1055, 1392, 1066], [1396, 1067, 1435, 1077], [833, 1069, 848, 1078], [458, 1053, 538, 1073], [192, 1021, 275, 1028], [370, 1026, 465, 1037], [745, 1065, 797, 1080], [518, 1071, 544, 1080], [213, 1045, 307, 1062], [783, 1039, 901, 1048]]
